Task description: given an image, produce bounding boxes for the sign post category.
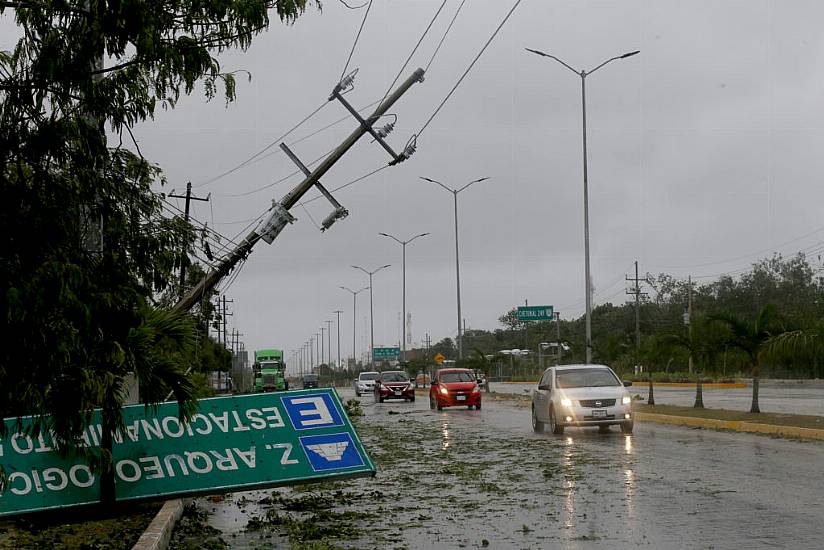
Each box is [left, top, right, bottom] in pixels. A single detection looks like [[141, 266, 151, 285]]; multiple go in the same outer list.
[[0, 389, 375, 517]]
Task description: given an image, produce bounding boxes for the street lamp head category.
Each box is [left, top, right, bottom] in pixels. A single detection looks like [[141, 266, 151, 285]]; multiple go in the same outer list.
[[620, 50, 640, 59], [525, 47, 548, 57]]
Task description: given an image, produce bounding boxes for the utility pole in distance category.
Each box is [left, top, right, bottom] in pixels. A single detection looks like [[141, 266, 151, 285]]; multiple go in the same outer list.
[[626, 261, 651, 353], [168, 182, 210, 299]]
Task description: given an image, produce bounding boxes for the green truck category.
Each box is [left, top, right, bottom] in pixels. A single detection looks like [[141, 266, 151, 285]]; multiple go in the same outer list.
[[253, 348, 289, 392]]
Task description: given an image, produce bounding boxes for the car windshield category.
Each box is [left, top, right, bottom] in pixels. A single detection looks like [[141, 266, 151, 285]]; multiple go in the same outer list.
[[555, 368, 620, 388], [440, 372, 474, 383], [359, 373, 379, 381], [381, 372, 408, 382]]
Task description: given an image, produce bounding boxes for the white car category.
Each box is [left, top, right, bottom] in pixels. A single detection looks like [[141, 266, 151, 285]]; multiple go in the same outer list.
[[531, 364, 633, 434], [354, 371, 379, 396]]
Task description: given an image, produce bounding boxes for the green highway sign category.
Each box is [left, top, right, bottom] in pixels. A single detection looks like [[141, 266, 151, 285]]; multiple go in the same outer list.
[[517, 305, 554, 321], [373, 347, 400, 361], [0, 389, 375, 517]]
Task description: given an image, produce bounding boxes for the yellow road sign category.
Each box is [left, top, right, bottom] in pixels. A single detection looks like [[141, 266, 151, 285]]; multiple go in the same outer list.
[[434, 353, 445, 364]]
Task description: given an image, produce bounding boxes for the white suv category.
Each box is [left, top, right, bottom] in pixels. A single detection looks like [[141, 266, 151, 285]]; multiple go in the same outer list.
[[354, 371, 379, 396], [531, 365, 633, 434]]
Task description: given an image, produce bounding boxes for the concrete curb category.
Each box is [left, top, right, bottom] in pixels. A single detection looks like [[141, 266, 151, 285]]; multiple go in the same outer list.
[[131, 499, 184, 550], [635, 412, 824, 441]]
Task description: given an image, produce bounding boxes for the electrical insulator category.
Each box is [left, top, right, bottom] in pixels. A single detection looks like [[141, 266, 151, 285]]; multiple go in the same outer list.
[[374, 122, 395, 139], [331, 68, 359, 98], [321, 206, 349, 232], [390, 135, 417, 165]]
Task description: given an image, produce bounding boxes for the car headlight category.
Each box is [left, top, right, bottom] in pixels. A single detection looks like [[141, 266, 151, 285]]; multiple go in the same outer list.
[[471, 385, 480, 393], [622, 395, 631, 405], [560, 398, 573, 408], [439, 386, 448, 395]]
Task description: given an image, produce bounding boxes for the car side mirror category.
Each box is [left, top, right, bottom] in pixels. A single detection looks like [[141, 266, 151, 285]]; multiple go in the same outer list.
[[538, 384, 550, 391], [623, 381, 633, 387]]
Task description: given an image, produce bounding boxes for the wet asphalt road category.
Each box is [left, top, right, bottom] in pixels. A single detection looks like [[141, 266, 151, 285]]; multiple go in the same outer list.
[[489, 380, 824, 416], [187, 388, 824, 549]]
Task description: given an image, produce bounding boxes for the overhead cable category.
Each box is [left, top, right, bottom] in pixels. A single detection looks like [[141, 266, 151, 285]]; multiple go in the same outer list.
[[417, 0, 524, 139], [380, 0, 449, 106], [193, 101, 329, 188], [425, 0, 469, 72], [340, 0, 374, 82]]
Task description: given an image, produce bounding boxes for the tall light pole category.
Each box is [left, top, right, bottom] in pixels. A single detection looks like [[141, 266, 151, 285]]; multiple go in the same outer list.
[[525, 47, 639, 363], [420, 176, 490, 360], [320, 327, 326, 367], [379, 232, 429, 363], [333, 310, 343, 370], [325, 320, 332, 367], [352, 264, 391, 366], [340, 286, 369, 368]]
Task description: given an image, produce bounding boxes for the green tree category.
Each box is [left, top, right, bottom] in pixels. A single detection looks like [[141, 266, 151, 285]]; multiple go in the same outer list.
[[0, 0, 315, 491]]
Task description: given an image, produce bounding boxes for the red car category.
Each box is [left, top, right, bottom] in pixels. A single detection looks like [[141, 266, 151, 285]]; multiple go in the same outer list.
[[374, 371, 416, 403], [430, 368, 482, 410]]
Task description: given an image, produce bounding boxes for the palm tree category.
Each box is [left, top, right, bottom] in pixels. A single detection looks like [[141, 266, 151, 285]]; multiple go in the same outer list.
[[96, 305, 198, 503], [764, 325, 824, 373], [710, 304, 781, 414]]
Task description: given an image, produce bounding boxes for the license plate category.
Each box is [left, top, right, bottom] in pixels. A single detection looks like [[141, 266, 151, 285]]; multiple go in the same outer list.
[[592, 409, 607, 418], [394, 390, 402, 396], [456, 395, 466, 401]]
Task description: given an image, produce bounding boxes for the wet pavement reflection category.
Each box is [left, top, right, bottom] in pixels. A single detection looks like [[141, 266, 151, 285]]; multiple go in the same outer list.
[[185, 388, 824, 549]]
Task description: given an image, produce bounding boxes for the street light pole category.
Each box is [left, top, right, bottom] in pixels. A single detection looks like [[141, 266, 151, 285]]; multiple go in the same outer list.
[[379, 232, 429, 363], [340, 286, 369, 368], [525, 47, 639, 363], [325, 320, 332, 367], [333, 310, 343, 370], [420, 177, 490, 360], [352, 263, 391, 366]]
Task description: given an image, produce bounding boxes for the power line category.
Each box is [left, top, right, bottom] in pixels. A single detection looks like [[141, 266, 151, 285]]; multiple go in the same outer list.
[[298, 164, 391, 206], [425, 0, 469, 72], [417, 0, 524, 139], [217, 98, 384, 178], [340, 0, 374, 81], [380, 0, 449, 106], [193, 101, 329, 189]]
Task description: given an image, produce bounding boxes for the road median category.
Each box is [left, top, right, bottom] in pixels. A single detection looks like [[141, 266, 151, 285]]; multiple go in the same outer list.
[[633, 403, 824, 441]]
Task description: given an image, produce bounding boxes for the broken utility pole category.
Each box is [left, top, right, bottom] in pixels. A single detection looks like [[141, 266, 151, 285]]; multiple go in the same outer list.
[[173, 67, 425, 314]]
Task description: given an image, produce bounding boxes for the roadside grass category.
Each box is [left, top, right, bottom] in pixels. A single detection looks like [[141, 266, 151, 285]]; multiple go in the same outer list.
[[0, 502, 161, 550], [633, 403, 824, 430]]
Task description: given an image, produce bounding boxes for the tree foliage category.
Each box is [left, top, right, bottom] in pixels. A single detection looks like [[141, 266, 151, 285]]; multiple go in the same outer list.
[[0, 0, 315, 452]]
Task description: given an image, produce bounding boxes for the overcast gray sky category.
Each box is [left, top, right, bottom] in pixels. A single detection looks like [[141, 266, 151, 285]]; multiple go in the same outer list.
[[5, 1, 824, 368]]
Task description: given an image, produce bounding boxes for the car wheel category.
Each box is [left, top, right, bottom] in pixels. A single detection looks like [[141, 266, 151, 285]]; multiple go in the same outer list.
[[475, 401, 481, 410], [531, 406, 544, 432], [621, 421, 634, 434], [549, 406, 564, 435], [410, 395, 415, 402], [355, 391, 360, 397], [429, 396, 436, 410]]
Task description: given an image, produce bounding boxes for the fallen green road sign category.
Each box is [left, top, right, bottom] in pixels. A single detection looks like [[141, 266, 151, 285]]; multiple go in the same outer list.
[[0, 388, 375, 517]]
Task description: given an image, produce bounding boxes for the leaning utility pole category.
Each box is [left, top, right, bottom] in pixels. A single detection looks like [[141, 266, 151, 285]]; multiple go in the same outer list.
[[168, 182, 210, 298], [173, 68, 425, 314]]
